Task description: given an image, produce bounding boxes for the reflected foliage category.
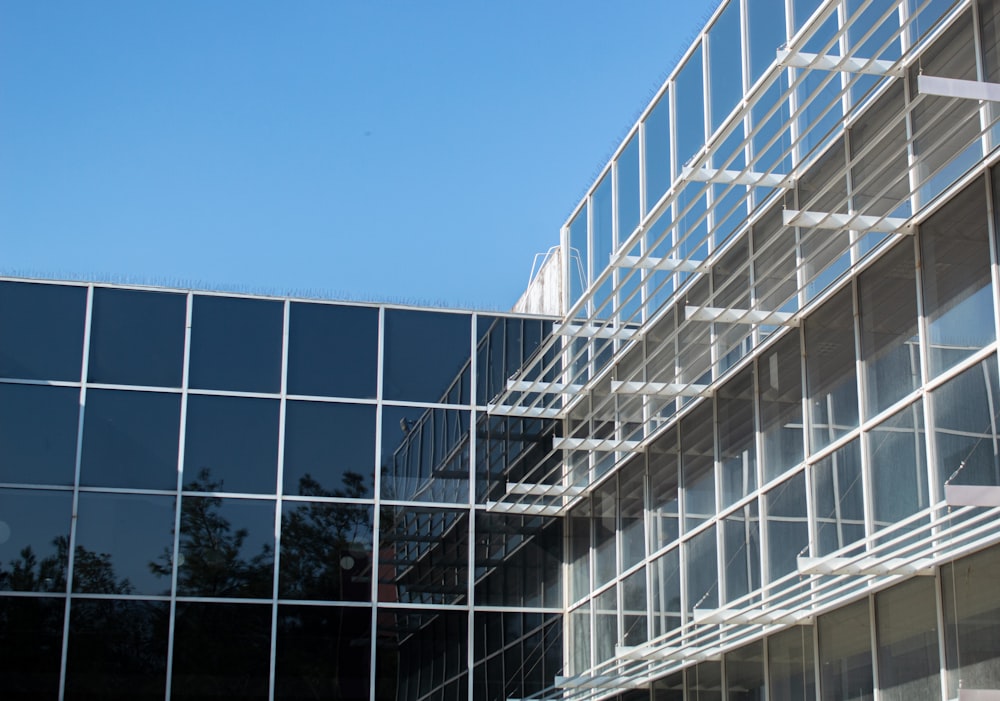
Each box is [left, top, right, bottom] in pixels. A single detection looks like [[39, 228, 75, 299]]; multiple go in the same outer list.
[[2, 536, 132, 594], [0, 596, 64, 700]]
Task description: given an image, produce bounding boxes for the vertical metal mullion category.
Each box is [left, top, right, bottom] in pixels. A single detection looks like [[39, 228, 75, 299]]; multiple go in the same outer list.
[[164, 290, 193, 701], [58, 283, 94, 701], [369, 305, 385, 701], [267, 299, 290, 701], [934, 565, 950, 699], [912, 176, 937, 505], [869, 593, 881, 701], [853, 273, 877, 542], [466, 313, 477, 701]]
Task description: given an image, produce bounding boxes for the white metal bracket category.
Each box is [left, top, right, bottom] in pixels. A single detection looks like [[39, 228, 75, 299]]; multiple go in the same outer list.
[[918, 74, 1000, 102], [783, 209, 912, 233]]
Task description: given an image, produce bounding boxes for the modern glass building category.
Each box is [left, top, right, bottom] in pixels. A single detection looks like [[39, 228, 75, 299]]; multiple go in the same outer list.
[[4, 0, 1000, 699]]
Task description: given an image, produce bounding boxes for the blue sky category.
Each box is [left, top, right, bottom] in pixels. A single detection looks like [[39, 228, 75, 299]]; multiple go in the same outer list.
[[0, 1, 717, 310]]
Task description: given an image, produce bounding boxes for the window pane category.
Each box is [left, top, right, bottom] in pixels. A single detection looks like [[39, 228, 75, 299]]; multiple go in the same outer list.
[[932, 356, 1000, 491], [74, 493, 176, 596], [0, 281, 86, 381], [0, 488, 72, 592], [651, 547, 681, 637], [286, 302, 378, 399], [88, 287, 186, 387], [0, 383, 79, 486], [81, 389, 180, 490], [619, 458, 645, 571], [380, 405, 469, 503], [569, 207, 589, 308], [283, 400, 375, 498], [726, 639, 765, 701], [813, 439, 865, 556], [171, 602, 271, 701], [858, 241, 919, 417], [675, 45, 705, 172], [686, 524, 718, 614], [475, 315, 550, 406], [648, 428, 680, 551], [618, 135, 641, 244], [175, 496, 275, 598], [875, 577, 941, 701], [474, 514, 562, 608], [941, 544, 1000, 695], [378, 506, 468, 605], [723, 501, 761, 604], [868, 401, 928, 531], [806, 287, 859, 452], [748, 0, 785, 83], [184, 395, 279, 494], [768, 625, 816, 701], [279, 500, 373, 602], [759, 330, 803, 482], [682, 401, 716, 530], [818, 599, 874, 701], [922, 176, 994, 377], [275, 604, 372, 701], [766, 472, 808, 585], [718, 367, 756, 507], [188, 295, 283, 393], [644, 91, 671, 215], [622, 567, 647, 646], [65, 599, 169, 701], [0, 596, 65, 699], [593, 175, 614, 317], [708, 0, 743, 132], [383, 309, 471, 403]]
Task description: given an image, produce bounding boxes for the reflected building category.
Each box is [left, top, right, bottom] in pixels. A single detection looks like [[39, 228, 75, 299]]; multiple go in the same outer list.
[[5, 0, 1000, 698]]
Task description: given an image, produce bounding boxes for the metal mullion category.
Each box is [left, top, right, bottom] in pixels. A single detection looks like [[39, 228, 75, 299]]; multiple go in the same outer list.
[[869, 592, 880, 701], [58, 282, 94, 701], [267, 299, 290, 701], [368, 305, 385, 701], [163, 290, 192, 701], [466, 314, 476, 701]]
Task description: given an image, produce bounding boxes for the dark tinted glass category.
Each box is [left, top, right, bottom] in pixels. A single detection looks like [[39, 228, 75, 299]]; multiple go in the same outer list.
[[279, 501, 373, 601], [475, 316, 549, 405], [378, 506, 469, 605], [0, 596, 64, 700], [176, 496, 274, 598], [381, 405, 470, 502], [283, 400, 375, 497], [0, 382, 79, 485], [184, 395, 279, 494], [88, 287, 186, 387], [375, 608, 468, 698], [189, 295, 283, 393], [0, 281, 86, 381], [383, 309, 470, 403], [275, 605, 372, 700], [172, 602, 271, 701], [80, 389, 180, 490], [0, 488, 73, 592], [73, 493, 176, 596], [287, 302, 378, 398], [65, 599, 169, 701]]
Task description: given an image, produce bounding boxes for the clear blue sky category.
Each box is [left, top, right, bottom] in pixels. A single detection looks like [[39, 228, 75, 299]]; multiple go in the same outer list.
[[0, 1, 718, 310]]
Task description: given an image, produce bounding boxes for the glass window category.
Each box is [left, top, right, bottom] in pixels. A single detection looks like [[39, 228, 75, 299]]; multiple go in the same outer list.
[[768, 624, 816, 701], [622, 567, 647, 646], [279, 501, 373, 602], [569, 207, 589, 308], [474, 514, 562, 608], [475, 315, 551, 406], [674, 44, 705, 172], [813, 439, 866, 556], [753, 204, 797, 320], [286, 302, 378, 399], [593, 489, 616, 587], [722, 501, 761, 604], [188, 295, 283, 393], [806, 287, 859, 453], [274, 604, 372, 701], [718, 367, 756, 507], [380, 405, 469, 503], [850, 82, 910, 221], [183, 395, 279, 494], [382, 309, 470, 403], [569, 606, 591, 675], [687, 660, 723, 701], [713, 232, 751, 371], [651, 546, 681, 637], [74, 493, 176, 596], [752, 80, 793, 193], [682, 401, 716, 530], [932, 356, 1000, 492], [652, 671, 685, 701], [797, 140, 850, 301], [0, 597, 65, 699], [619, 457, 645, 571], [818, 598, 874, 701], [875, 577, 941, 701], [910, 11, 981, 205], [686, 524, 718, 614], [648, 428, 680, 551], [594, 586, 617, 665], [726, 639, 766, 701], [0, 488, 72, 592], [175, 496, 275, 598], [593, 175, 614, 317], [568, 502, 591, 604], [87, 287, 186, 387], [747, 0, 786, 83], [283, 400, 375, 498], [377, 506, 468, 605], [0, 382, 79, 486], [374, 608, 468, 697], [0, 281, 86, 381], [868, 401, 928, 531], [644, 92, 672, 216], [618, 134, 641, 245], [922, 176, 994, 378], [80, 389, 181, 490], [759, 330, 804, 482], [766, 472, 808, 585], [858, 241, 919, 418], [65, 599, 169, 701], [708, 0, 743, 133], [941, 544, 1000, 696], [171, 602, 272, 700]]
